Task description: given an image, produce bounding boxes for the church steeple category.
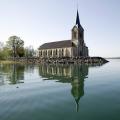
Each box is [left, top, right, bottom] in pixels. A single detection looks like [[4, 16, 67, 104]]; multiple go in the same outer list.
[[76, 10, 80, 28], [71, 10, 84, 42], [75, 10, 84, 32]]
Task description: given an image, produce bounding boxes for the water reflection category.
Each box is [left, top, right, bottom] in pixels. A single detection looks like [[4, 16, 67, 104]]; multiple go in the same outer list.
[[39, 64, 88, 112], [0, 63, 105, 112], [0, 64, 25, 84]]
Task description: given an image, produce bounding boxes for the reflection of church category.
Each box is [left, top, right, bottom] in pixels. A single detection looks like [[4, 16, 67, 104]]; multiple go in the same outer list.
[[39, 64, 88, 112]]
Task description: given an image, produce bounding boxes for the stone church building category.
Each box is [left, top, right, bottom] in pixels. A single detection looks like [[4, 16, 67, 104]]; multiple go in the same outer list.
[[39, 11, 89, 58]]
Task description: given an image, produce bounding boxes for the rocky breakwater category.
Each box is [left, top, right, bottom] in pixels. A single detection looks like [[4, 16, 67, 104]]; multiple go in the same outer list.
[[40, 57, 109, 64], [10, 57, 109, 64]]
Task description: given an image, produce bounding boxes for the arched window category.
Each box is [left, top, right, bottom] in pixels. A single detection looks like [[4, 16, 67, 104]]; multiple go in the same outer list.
[[56, 49, 57, 55], [40, 51, 42, 56], [62, 49, 64, 56], [50, 50, 52, 56], [74, 31, 77, 39]]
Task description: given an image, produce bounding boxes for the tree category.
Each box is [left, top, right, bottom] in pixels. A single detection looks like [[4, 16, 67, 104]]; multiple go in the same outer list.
[[0, 42, 8, 60], [0, 42, 4, 50], [0, 50, 4, 60], [25, 46, 35, 57], [6, 36, 24, 57]]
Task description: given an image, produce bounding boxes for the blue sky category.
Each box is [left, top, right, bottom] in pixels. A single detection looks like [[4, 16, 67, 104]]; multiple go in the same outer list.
[[0, 0, 120, 57]]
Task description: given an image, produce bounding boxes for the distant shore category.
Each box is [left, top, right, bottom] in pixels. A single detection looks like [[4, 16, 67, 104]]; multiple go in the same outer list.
[[106, 57, 120, 59]]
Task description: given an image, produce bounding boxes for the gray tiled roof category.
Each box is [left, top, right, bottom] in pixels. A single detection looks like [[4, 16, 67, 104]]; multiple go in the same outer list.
[[39, 40, 73, 50]]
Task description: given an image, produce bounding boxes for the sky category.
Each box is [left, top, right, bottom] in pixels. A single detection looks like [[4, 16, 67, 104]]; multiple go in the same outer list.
[[0, 0, 120, 57]]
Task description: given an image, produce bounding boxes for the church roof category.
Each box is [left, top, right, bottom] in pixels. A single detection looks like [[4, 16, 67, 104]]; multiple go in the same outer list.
[[39, 40, 73, 50]]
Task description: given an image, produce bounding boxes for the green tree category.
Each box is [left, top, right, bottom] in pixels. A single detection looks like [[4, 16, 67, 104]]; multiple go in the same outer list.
[[0, 50, 4, 60], [0, 42, 9, 60], [0, 46, 12, 60], [6, 36, 24, 57]]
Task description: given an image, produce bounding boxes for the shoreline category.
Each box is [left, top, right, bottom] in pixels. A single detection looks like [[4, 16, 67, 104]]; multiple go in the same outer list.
[[0, 60, 22, 64], [0, 57, 109, 64], [40, 57, 109, 64]]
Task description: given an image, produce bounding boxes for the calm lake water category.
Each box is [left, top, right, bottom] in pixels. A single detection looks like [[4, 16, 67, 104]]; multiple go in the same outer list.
[[0, 59, 120, 120]]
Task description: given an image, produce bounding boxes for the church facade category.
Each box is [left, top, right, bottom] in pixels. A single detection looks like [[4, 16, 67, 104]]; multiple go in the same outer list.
[[39, 11, 89, 58]]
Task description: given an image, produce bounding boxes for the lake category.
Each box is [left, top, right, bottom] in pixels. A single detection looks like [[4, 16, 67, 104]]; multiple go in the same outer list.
[[0, 59, 120, 120]]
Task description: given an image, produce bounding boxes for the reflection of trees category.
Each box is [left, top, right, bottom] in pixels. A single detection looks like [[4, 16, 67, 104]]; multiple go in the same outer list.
[[0, 75, 4, 86], [9, 64, 25, 84], [0, 64, 25, 84], [39, 64, 88, 112]]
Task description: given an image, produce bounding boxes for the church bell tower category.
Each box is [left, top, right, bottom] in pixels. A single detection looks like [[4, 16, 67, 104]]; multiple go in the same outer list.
[[72, 10, 84, 46], [71, 10, 89, 57]]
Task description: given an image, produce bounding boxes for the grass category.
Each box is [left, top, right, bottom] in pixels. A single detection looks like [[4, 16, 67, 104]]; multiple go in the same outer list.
[[0, 60, 21, 64]]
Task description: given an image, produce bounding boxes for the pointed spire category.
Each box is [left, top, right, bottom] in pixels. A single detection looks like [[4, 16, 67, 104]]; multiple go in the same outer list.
[[76, 10, 80, 28], [75, 99, 79, 112]]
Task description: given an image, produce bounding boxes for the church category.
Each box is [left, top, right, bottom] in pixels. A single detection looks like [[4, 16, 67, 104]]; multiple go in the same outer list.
[[39, 10, 89, 58]]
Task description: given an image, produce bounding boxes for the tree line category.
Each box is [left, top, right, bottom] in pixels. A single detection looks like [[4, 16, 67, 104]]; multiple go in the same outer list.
[[0, 36, 36, 60]]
